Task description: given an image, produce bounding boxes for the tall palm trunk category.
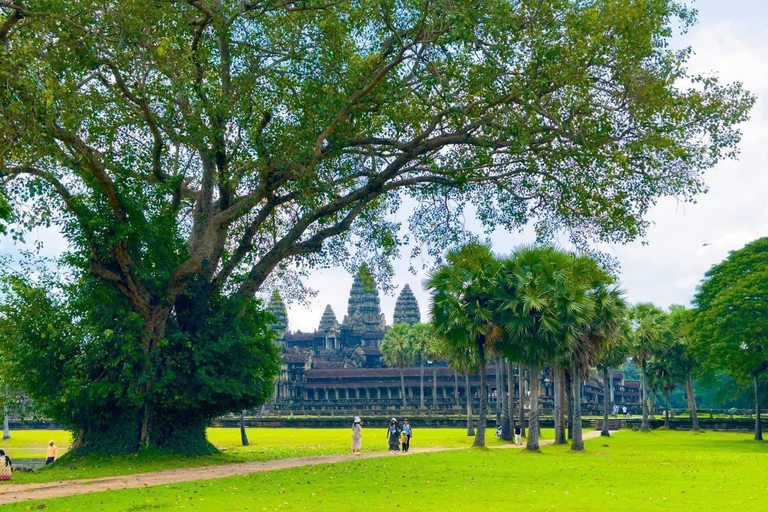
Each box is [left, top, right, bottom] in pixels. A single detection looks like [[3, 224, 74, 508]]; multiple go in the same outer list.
[[601, 368, 611, 437], [454, 370, 460, 408], [400, 367, 407, 409], [609, 370, 615, 406], [664, 390, 670, 429], [566, 369, 574, 440], [641, 360, 650, 432], [498, 359, 508, 439], [554, 366, 567, 444], [754, 373, 763, 441], [571, 364, 584, 451], [518, 364, 526, 438], [239, 411, 249, 446], [495, 359, 502, 424], [505, 359, 515, 439], [465, 370, 474, 436], [2, 385, 9, 440], [420, 355, 425, 409], [526, 362, 540, 451], [433, 365, 438, 409], [473, 348, 488, 448], [686, 373, 700, 431]]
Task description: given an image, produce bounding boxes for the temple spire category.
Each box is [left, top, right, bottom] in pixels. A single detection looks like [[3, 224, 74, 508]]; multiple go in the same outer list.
[[393, 284, 421, 325], [342, 265, 386, 332], [266, 290, 288, 339], [318, 304, 340, 332]]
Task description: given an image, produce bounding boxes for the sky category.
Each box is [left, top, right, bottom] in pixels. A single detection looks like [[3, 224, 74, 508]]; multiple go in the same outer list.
[[1, 1, 766, 334], [285, 0, 768, 332]]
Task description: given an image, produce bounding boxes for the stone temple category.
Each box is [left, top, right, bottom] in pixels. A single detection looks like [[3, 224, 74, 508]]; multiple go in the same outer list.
[[266, 269, 642, 413]]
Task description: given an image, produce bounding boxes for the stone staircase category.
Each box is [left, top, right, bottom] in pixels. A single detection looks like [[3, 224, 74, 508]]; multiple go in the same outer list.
[[590, 418, 629, 430]]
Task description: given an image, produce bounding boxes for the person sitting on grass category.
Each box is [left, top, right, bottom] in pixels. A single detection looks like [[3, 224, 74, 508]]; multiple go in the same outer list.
[[46, 441, 58, 465]]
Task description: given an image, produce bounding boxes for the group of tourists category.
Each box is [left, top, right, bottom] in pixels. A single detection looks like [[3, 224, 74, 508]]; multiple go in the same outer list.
[[612, 404, 632, 418], [349, 417, 414, 455]]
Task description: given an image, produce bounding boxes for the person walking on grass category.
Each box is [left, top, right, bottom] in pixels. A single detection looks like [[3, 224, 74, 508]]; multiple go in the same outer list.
[[351, 417, 363, 455], [402, 419, 412, 452], [0, 449, 11, 481], [400, 429, 409, 452], [46, 440, 58, 465], [387, 418, 401, 453], [514, 421, 522, 446]]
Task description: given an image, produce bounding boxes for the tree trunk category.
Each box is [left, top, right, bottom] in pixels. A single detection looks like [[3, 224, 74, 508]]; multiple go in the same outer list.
[[601, 368, 611, 437], [686, 373, 700, 431], [473, 348, 488, 448], [419, 356, 425, 409], [433, 365, 438, 409], [554, 366, 567, 444], [526, 361, 540, 451], [239, 411, 249, 446], [495, 358, 502, 424], [465, 370, 474, 436], [566, 369, 574, 440], [664, 390, 670, 429], [454, 370, 460, 409], [505, 359, 514, 439], [518, 364, 526, 438], [754, 373, 763, 441], [2, 385, 9, 440], [2, 407, 9, 440], [609, 370, 615, 406], [400, 367, 407, 409], [571, 364, 584, 451], [641, 360, 650, 432], [137, 305, 172, 449]]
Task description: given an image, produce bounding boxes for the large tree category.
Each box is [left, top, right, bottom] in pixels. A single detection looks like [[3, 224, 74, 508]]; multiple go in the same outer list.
[[380, 324, 417, 409], [495, 246, 580, 452], [569, 280, 627, 450], [630, 303, 669, 433], [0, 0, 752, 451], [665, 305, 701, 431], [691, 238, 768, 441], [428, 243, 501, 448], [596, 318, 632, 437]]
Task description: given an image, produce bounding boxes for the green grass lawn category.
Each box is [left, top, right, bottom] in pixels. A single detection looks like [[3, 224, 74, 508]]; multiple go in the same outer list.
[[1, 427, 536, 483], [5, 430, 767, 511]]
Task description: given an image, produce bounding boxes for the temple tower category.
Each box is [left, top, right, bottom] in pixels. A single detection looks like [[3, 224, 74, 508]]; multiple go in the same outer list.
[[342, 266, 387, 334], [318, 304, 341, 350], [266, 290, 288, 342], [393, 284, 421, 325]]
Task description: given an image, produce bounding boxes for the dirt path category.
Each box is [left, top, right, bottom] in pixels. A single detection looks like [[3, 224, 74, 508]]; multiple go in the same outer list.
[[0, 430, 608, 504]]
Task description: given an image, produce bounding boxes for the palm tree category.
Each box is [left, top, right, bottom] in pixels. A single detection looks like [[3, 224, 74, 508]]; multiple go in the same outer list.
[[569, 281, 627, 450], [596, 318, 632, 437], [421, 331, 443, 409], [648, 357, 676, 429], [442, 343, 479, 436], [630, 303, 670, 432], [408, 323, 432, 409], [381, 324, 417, 409], [428, 243, 502, 448], [495, 246, 577, 452], [666, 305, 701, 431]]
